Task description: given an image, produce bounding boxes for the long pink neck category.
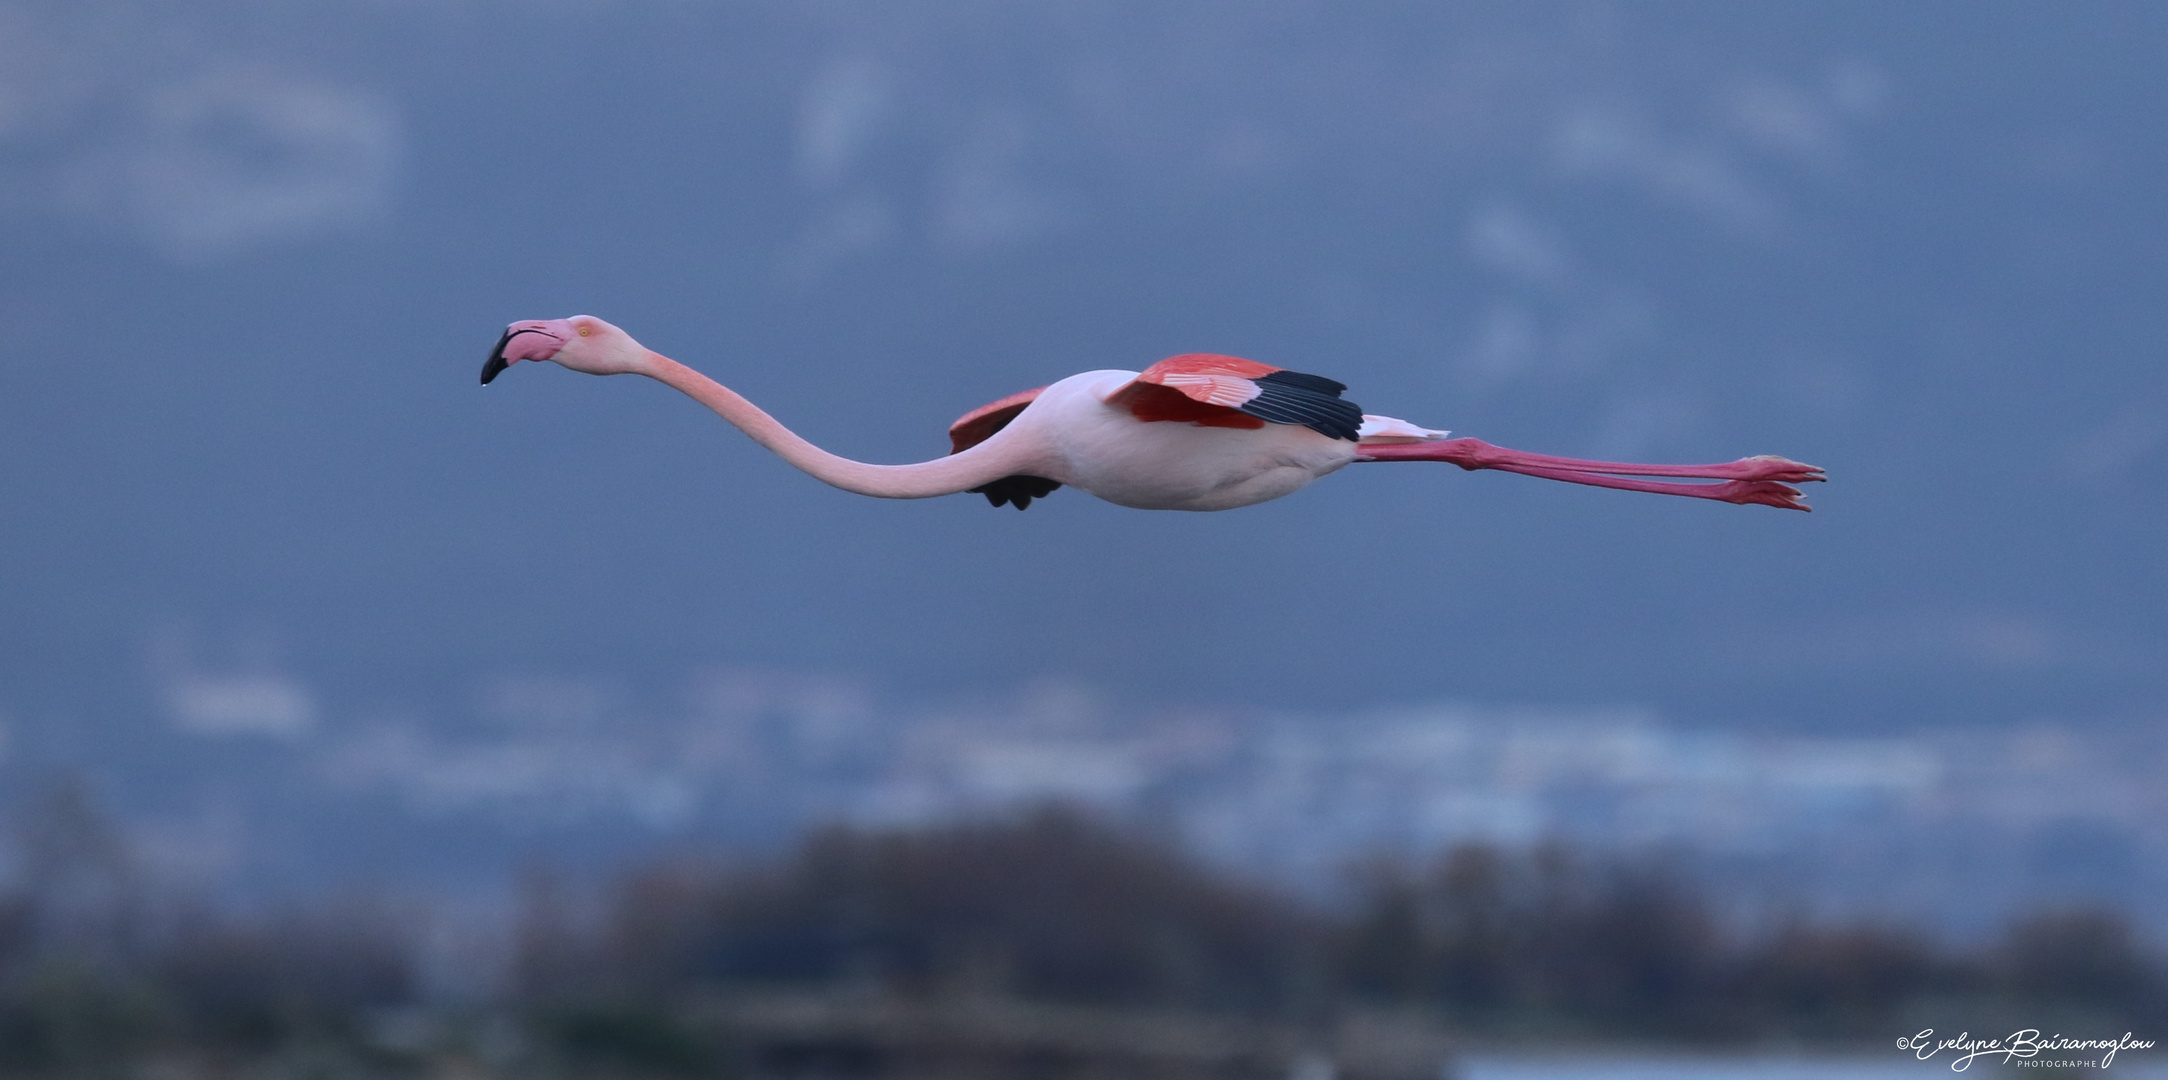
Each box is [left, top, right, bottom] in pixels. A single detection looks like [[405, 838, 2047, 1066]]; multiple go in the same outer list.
[[640, 353, 1037, 499]]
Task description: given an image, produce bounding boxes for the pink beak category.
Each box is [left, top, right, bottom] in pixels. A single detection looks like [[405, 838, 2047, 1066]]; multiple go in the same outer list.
[[480, 319, 573, 384]]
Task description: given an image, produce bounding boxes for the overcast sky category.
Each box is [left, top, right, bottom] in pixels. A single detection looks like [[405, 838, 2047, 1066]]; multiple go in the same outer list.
[[3, 1, 2164, 778]]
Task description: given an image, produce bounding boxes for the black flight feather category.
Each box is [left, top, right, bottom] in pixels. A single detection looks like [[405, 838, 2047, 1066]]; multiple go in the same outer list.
[[1238, 369, 1364, 441], [971, 474, 1062, 510]]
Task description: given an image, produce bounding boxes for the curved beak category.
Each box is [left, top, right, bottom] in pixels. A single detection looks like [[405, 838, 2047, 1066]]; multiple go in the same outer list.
[[480, 329, 516, 385], [480, 320, 573, 385]]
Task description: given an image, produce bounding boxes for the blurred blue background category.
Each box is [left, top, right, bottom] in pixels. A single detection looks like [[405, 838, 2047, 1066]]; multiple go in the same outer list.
[[2, 0, 2165, 964]]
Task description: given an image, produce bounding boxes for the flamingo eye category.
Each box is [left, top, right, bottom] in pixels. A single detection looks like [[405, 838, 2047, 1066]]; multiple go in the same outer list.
[[578, 324, 592, 336]]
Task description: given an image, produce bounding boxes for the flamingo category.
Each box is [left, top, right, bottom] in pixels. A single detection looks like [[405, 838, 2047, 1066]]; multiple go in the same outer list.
[[481, 316, 1823, 512]]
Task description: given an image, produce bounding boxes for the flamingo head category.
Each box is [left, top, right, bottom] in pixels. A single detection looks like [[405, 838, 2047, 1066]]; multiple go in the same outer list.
[[480, 315, 650, 384]]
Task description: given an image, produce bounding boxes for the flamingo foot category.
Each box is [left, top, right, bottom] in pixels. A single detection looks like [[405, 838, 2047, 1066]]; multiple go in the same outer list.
[[1713, 478, 1814, 511], [1734, 455, 1828, 485]]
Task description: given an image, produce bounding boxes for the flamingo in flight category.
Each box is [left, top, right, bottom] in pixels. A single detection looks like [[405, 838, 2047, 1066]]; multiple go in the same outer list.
[[481, 316, 1823, 512]]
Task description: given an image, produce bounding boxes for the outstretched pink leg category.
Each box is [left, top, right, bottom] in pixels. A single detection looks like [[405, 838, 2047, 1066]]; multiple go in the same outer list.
[[1356, 437, 1825, 511]]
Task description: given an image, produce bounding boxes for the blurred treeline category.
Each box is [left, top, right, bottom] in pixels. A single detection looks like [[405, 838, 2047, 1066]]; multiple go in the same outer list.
[[0, 782, 413, 1078], [1, 783, 2162, 1078]]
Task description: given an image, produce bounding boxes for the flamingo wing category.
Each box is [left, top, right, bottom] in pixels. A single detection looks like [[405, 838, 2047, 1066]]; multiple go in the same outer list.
[[1108, 353, 1364, 441], [948, 386, 1044, 453], [947, 386, 1060, 510]]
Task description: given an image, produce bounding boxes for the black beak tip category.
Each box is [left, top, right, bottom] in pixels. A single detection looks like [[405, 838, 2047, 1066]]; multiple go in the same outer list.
[[480, 330, 512, 385]]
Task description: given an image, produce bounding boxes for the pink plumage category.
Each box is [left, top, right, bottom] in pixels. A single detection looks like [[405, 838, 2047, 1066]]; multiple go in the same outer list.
[[485, 318, 1824, 513]]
